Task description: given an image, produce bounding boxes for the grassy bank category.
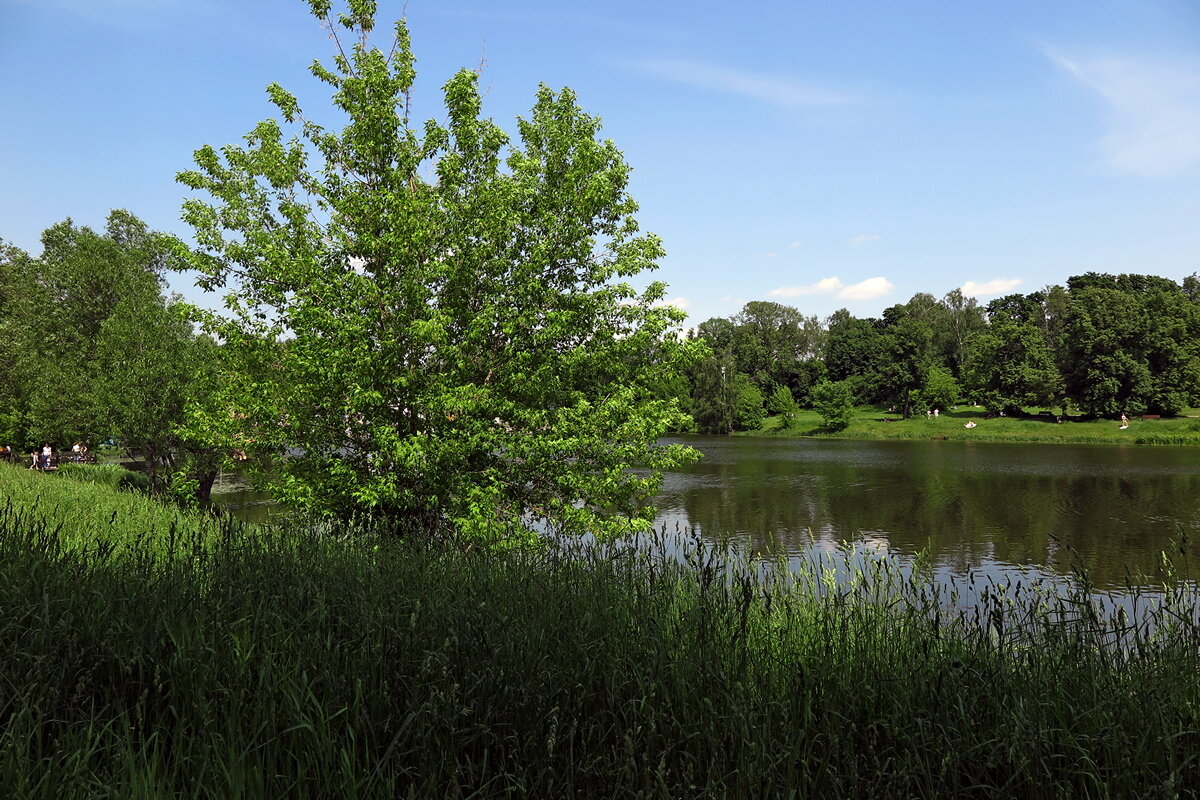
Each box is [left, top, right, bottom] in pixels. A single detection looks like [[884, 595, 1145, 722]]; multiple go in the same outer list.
[[1, 467, 1199, 797], [748, 405, 1200, 446], [0, 462, 222, 550]]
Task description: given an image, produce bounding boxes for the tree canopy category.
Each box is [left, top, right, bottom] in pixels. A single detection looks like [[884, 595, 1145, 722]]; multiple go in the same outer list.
[[685, 271, 1200, 426], [0, 212, 213, 491], [174, 1, 698, 541]]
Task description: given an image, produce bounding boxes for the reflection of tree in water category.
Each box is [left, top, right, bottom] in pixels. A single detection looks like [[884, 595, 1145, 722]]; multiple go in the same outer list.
[[665, 439, 1200, 588]]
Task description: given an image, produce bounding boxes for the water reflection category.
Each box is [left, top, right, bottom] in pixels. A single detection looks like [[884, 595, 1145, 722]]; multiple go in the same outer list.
[[658, 437, 1200, 589], [212, 437, 1200, 590]]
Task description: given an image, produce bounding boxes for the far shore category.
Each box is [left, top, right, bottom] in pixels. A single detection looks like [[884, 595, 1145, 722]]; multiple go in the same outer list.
[[738, 405, 1200, 447]]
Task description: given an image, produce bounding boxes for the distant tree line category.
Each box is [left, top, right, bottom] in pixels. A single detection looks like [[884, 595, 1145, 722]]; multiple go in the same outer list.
[[0, 211, 221, 499], [685, 274, 1200, 433]]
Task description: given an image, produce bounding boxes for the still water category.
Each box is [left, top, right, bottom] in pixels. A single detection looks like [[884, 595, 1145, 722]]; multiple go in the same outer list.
[[214, 436, 1200, 590], [657, 436, 1200, 589]]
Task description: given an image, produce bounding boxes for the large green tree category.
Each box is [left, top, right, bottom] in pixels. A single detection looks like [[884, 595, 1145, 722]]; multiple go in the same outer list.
[[0, 213, 216, 495], [962, 318, 1062, 414], [690, 354, 737, 435], [1060, 277, 1200, 416], [822, 309, 890, 404], [0, 241, 37, 447], [20, 213, 194, 450], [939, 288, 984, 377], [878, 308, 935, 418], [730, 301, 824, 391], [175, 1, 697, 540]]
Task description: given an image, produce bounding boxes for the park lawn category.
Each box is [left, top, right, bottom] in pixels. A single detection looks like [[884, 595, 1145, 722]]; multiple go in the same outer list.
[[747, 405, 1200, 446]]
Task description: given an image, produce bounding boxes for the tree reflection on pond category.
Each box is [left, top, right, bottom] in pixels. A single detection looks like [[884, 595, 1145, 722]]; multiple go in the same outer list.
[[658, 436, 1200, 589]]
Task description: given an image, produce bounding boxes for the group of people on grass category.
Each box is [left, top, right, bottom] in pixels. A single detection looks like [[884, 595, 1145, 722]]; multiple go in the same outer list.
[[4, 442, 90, 470]]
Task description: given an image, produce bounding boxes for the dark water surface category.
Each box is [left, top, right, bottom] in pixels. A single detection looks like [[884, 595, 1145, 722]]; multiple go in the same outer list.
[[657, 436, 1200, 589], [214, 436, 1200, 590]]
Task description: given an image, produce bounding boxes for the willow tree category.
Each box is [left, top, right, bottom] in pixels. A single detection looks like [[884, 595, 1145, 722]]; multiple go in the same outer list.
[[175, 0, 697, 541]]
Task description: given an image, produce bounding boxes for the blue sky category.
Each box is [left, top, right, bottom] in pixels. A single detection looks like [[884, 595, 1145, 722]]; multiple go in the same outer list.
[[3, 0, 1199, 325]]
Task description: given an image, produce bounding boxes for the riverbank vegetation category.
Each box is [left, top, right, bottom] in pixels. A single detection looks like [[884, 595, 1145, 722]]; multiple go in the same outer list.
[[745, 404, 1200, 446], [2, 464, 1199, 797], [685, 274, 1200, 435]]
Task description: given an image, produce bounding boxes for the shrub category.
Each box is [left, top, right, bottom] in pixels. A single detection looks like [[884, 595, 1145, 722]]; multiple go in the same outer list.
[[810, 379, 855, 431]]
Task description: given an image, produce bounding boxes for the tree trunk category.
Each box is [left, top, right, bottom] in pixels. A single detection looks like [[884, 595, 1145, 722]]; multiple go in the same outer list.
[[196, 470, 218, 504]]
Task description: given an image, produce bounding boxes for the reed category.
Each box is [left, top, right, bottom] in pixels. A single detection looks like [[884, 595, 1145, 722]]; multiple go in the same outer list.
[[0, 468, 1198, 797], [55, 462, 152, 493]]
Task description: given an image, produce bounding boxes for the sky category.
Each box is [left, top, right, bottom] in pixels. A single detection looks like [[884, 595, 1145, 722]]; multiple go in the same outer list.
[[2, 0, 1199, 326]]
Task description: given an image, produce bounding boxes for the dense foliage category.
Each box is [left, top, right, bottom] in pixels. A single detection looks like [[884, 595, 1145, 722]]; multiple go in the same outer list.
[[0, 213, 217, 494], [689, 273, 1200, 426], [172, 1, 697, 539]]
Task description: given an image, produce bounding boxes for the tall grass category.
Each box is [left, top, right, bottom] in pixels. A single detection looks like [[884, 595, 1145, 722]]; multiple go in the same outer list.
[[0, 470, 1198, 797], [0, 462, 221, 550], [55, 462, 152, 493]]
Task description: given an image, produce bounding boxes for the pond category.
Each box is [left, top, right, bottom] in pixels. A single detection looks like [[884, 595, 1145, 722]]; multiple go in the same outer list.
[[214, 436, 1200, 590], [657, 436, 1200, 590]]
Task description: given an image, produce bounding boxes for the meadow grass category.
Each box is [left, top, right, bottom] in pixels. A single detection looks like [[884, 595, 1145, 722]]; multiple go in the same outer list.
[[0, 468, 1199, 797], [0, 462, 221, 550], [753, 405, 1200, 447], [55, 462, 153, 493]]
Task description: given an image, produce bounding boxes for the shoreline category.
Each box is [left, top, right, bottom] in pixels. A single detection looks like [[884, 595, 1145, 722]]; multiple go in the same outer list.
[[736, 407, 1200, 447]]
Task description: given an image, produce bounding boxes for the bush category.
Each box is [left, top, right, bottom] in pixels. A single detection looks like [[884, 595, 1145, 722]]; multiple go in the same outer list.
[[768, 385, 799, 429], [810, 379, 855, 431], [734, 377, 766, 431]]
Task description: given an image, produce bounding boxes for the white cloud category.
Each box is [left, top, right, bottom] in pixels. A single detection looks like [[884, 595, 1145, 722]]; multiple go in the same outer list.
[[763, 252, 779, 259], [960, 278, 1023, 298], [654, 296, 692, 310], [837, 277, 894, 301], [1048, 49, 1200, 175], [787, 241, 803, 249], [769, 277, 844, 298], [849, 233, 880, 246], [628, 58, 859, 110]]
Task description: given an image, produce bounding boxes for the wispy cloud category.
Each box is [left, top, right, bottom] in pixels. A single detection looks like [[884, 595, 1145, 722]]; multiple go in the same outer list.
[[769, 277, 844, 298], [837, 277, 894, 301], [849, 233, 880, 247], [1048, 49, 1200, 175], [654, 296, 692, 310], [787, 241, 803, 249], [769, 276, 893, 301], [627, 58, 860, 110], [960, 278, 1023, 298], [762, 252, 779, 259]]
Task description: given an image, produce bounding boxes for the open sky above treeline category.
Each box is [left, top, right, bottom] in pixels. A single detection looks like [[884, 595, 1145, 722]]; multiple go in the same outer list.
[[3, 0, 1199, 325]]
